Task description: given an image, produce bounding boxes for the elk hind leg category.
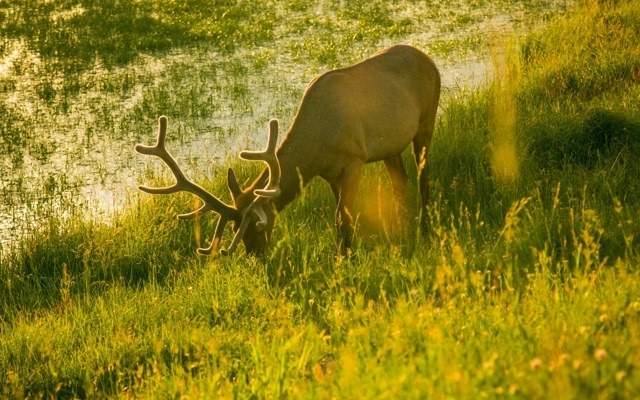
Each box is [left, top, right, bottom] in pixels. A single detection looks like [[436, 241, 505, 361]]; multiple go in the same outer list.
[[330, 162, 363, 254], [383, 155, 409, 226], [412, 126, 434, 231]]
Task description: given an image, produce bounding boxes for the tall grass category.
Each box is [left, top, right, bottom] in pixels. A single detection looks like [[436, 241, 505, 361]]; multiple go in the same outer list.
[[2, 0, 640, 398]]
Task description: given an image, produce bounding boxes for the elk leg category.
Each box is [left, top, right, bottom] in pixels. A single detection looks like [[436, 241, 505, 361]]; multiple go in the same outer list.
[[383, 155, 409, 211], [413, 126, 434, 230], [331, 162, 363, 254]]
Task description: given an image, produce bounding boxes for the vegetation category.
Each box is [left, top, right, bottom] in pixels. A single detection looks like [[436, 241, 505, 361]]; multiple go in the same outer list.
[[2, 0, 640, 397]]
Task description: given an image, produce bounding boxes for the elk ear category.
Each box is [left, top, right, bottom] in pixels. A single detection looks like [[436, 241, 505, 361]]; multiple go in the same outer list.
[[227, 168, 242, 202]]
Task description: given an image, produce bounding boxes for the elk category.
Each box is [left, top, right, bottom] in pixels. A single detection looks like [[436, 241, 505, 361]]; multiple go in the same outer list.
[[135, 45, 440, 256]]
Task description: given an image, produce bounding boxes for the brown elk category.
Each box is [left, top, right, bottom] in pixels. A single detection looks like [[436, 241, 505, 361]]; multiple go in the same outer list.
[[135, 45, 440, 256]]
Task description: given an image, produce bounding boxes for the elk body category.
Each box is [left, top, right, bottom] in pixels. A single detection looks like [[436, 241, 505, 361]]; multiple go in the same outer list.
[[136, 45, 440, 256]]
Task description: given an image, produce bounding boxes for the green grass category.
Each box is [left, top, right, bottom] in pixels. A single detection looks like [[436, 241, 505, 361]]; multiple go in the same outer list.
[[2, 0, 640, 397]]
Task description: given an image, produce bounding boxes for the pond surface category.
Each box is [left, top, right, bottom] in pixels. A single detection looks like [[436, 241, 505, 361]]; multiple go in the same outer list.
[[0, 0, 569, 248]]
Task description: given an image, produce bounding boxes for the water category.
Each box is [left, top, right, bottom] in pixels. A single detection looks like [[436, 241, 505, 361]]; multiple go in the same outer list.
[[0, 1, 569, 248]]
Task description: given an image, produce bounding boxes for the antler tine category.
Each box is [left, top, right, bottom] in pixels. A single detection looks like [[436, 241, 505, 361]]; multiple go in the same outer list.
[[239, 119, 281, 198], [220, 211, 251, 256], [196, 213, 229, 255], [135, 116, 236, 255], [177, 203, 214, 220], [135, 115, 169, 154]]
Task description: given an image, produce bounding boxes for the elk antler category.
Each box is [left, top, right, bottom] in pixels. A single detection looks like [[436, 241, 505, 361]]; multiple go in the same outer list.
[[221, 119, 282, 256], [239, 119, 281, 198], [134, 116, 236, 255]]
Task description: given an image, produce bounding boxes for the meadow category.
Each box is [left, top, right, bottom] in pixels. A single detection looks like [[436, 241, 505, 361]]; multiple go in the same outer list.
[[1, 0, 640, 397]]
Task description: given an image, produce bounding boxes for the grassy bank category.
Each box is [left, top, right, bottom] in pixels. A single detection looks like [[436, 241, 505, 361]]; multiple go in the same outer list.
[[2, 0, 640, 398]]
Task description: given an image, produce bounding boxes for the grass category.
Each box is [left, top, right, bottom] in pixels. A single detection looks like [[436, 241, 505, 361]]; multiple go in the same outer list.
[[2, 0, 640, 397]]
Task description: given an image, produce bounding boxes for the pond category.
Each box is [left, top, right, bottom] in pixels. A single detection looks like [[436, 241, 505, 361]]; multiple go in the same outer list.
[[0, 0, 569, 249]]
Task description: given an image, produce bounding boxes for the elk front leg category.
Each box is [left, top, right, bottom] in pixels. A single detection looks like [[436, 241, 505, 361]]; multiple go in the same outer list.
[[331, 162, 363, 255]]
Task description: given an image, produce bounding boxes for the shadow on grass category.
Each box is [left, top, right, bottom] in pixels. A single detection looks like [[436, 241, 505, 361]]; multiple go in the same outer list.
[[526, 108, 640, 171], [0, 196, 203, 320]]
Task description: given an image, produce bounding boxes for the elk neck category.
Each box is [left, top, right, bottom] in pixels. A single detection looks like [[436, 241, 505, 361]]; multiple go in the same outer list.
[[242, 134, 314, 213]]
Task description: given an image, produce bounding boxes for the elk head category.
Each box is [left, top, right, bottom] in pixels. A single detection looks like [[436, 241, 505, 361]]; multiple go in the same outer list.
[[134, 116, 281, 256]]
